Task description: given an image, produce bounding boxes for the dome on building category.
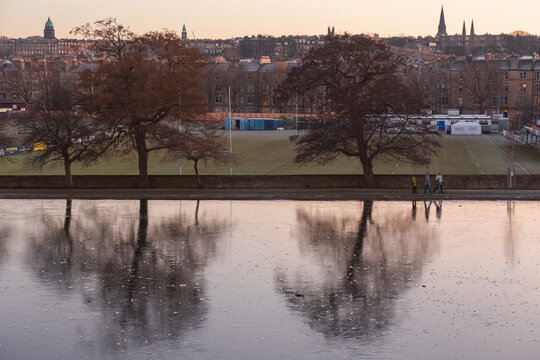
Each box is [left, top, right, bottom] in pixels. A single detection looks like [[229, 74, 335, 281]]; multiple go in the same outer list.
[[44, 17, 55, 39]]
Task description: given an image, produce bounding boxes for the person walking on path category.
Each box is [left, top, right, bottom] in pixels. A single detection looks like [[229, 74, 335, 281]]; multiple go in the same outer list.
[[435, 172, 444, 194], [424, 172, 432, 194], [411, 176, 417, 194]]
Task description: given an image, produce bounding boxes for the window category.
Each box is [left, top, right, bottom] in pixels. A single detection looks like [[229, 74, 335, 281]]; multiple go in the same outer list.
[[247, 84, 254, 93], [536, 84, 540, 94], [458, 85, 463, 94], [520, 72, 527, 80], [504, 72, 509, 80], [473, 98, 480, 106], [247, 96, 254, 104], [489, 97, 498, 106], [504, 85, 509, 93], [536, 72, 540, 80], [519, 96, 527, 106], [504, 96, 508, 106], [215, 95, 222, 104], [520, 83, 527, 93], [215, 85, 222, 92]]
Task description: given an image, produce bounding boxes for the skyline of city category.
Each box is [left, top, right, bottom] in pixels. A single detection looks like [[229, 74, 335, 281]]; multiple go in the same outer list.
[[1, 0, 540, 39]]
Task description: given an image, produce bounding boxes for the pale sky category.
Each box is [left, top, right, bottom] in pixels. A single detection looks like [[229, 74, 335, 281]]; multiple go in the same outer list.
[[1, 0, 539, 39]]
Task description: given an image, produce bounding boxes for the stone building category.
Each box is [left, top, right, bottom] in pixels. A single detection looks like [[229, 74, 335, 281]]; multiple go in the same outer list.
[[0, 57, 80, 111], [0, 18, 90, 58], [204, 59, 325, 115], [420, 55, 540, 122], [436, 7, 504, 55]]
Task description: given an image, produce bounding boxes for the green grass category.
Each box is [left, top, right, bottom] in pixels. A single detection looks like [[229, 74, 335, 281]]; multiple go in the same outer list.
[[1, 131, 540, 175]]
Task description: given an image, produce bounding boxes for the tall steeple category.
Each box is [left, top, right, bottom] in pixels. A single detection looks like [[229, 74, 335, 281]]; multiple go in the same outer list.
[[470, 20, 475, 36], [437, 6, 447, 37], [462, 21, 466, 36], [181, 24, 187, 41]]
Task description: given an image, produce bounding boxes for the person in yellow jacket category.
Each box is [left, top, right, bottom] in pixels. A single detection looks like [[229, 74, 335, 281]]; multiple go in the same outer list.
[[411, 175, 417, 194]]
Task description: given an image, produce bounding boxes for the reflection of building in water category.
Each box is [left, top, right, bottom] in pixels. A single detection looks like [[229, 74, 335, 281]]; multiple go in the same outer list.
[[276, 201, 438, 339], [24, 200, 227, 353]]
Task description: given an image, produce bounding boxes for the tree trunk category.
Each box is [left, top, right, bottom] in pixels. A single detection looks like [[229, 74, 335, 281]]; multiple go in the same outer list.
[[134, 126, 149, 188], [63, 157, 73, 188], [194, 159, 202, 188], [360, 157, 375, 188]]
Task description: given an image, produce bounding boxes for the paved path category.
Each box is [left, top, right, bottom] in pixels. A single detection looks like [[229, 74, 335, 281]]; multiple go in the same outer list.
[[1, 188, 540, 201]]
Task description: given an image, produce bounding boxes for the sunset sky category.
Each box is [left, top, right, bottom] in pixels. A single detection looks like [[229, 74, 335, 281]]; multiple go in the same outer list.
[[1, 0, 539, 39]]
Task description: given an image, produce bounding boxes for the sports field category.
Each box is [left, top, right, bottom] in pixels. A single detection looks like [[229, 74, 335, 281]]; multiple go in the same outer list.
[[1, 131, 540, 175]]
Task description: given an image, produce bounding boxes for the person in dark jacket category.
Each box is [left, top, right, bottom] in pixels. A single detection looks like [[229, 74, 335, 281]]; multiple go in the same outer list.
[[424, 172, 432, 194]]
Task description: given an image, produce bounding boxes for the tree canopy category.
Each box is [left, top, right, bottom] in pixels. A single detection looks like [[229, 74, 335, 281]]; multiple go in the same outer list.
[[279, 34, 439, 187], [75, 20, 207, 187]]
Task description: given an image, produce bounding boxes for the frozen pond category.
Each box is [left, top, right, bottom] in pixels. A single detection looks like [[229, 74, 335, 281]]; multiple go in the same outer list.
[[0, 199, 539, 359]]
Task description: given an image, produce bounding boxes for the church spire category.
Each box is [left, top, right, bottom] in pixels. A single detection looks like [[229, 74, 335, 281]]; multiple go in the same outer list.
[[181, 24, 187, 41], [470, 20, 475, 36], [462, 20, 466, 36], [437, 6, 447, 37]]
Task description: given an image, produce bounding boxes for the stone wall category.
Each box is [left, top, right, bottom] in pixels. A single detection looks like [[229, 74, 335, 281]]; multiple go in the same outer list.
[[0, 174, 538, 189]]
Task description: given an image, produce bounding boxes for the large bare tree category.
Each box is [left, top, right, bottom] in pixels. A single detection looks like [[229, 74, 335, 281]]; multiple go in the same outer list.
[[17, 69, 115, 187], [75, 19, 207, 188], [279, 34, 439, 187]]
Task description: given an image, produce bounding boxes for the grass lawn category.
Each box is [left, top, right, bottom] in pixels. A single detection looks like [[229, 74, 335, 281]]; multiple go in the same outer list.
[[1, 131, 540, 175]]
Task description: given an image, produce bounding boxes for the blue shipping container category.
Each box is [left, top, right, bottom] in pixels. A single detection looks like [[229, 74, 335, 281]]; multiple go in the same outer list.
[[264, 119, 274, 130], [247, 118, 256, 131], [225, 117, 244, 130], [275, 119, 283, 129], [255, 119, 265, 130]]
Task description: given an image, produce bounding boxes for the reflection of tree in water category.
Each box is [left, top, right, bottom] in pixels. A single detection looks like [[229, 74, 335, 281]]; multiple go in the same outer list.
[[0, 222, 11, 263], [27, 200, 226, 353], [276, 201, 438, 340]]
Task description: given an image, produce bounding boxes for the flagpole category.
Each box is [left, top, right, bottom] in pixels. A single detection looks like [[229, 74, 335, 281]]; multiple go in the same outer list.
[[229, 86, 232, 175]]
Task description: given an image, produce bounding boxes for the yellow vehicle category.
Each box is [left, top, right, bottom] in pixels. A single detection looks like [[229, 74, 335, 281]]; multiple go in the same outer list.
[[33, 142, 47, 151]]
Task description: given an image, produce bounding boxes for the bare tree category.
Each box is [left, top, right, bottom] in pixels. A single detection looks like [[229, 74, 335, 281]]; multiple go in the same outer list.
[[279, 34, 439, 187], [19, 71, 115, 187], [461, 59, 499, 115], [0, 113, 11, 148], [75, 20, 207, 188], [177, 122, 228, 188]]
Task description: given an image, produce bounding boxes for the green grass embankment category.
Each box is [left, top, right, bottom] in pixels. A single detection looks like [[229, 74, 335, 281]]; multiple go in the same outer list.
[[1, 132, 540, 176]]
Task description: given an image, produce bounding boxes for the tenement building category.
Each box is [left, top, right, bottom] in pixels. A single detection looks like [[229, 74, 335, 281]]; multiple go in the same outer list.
[[205, 59, 325, 115], [422, 55, 540, 122]]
